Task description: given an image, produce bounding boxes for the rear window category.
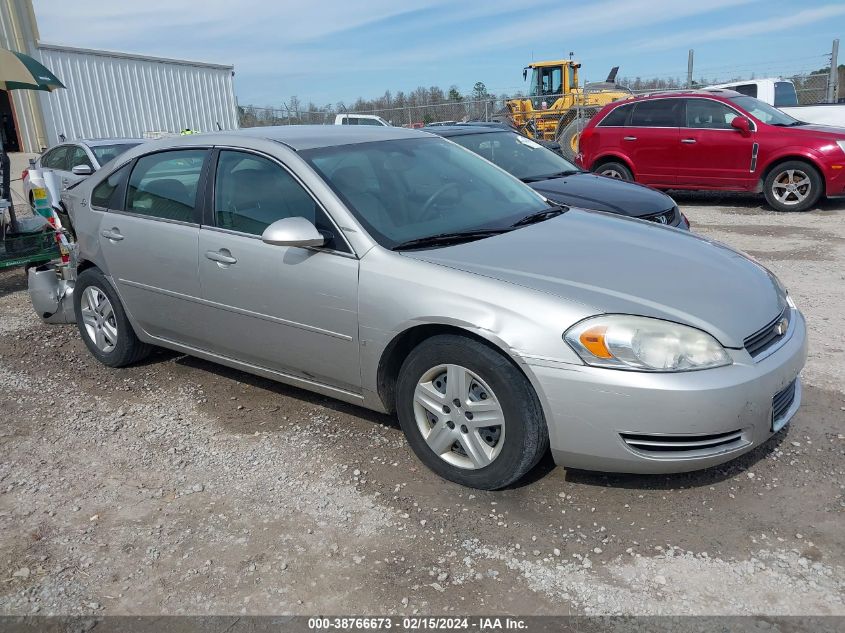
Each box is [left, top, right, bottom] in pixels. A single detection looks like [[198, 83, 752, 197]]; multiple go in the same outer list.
[[41, 145, 70, 170], [597, 104, 632, 127], [774, 82, 798, 107], [125, 150, 207, 223], [630, 99, 682, 127], [732, 84, 758, 98]]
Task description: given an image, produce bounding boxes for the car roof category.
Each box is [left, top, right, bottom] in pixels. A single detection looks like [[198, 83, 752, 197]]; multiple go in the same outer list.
[[226, 124, 428, 150], [79, 138, 146, 147], [424, 125, 509, 138], [627, 88, 742, 101]]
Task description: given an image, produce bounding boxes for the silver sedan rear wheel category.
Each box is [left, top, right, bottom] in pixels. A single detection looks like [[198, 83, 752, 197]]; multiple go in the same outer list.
[[80, 286, 118, 353], [413, 363, 506, 470]]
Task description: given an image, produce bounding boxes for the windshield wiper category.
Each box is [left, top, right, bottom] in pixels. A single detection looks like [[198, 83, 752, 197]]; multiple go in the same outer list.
[[521, 170, 581, 183], [771, 121, 805, 127], [392, 228, 512, 251], [511, 205, 568, 227]]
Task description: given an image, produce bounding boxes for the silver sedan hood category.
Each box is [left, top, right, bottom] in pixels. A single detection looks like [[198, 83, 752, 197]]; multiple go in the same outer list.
[[402, 210, 785, 348]]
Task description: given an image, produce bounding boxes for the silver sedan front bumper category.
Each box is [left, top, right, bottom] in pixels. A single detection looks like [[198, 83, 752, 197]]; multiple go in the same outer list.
[[528, 309, 808, 473]]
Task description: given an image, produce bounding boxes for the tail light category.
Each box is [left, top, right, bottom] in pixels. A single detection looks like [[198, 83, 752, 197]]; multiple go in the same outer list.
[[21, 168, 29, 181]]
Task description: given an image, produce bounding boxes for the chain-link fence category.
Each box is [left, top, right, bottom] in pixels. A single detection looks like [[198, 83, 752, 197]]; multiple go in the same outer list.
[[238, 72, 839, 131], [237, 98, 508, 129], [237, 105, 332, 127], [792, 73, 830, 105]]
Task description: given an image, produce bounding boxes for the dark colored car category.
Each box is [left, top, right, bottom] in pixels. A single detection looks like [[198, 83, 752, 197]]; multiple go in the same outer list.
[[429, 126, 688, 229], [426, 121, 566, 155], [576, 89, 845, 212]]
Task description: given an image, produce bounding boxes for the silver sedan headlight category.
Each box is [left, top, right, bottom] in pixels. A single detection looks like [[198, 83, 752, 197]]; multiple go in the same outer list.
[[564, 315, 731, 372]]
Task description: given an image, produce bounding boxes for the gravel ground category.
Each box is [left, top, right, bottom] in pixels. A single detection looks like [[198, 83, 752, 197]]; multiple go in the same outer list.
[[1, 184, 844, 616]]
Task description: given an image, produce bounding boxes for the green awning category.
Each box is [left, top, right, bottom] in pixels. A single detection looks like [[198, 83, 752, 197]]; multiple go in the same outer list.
[[0, 48, 65, 92]]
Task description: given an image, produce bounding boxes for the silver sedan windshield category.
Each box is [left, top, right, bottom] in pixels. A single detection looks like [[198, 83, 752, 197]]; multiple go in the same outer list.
[[303, 137, 549, 249]]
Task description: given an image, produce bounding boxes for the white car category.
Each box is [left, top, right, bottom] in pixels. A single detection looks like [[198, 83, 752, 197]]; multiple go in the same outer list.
[[334, 113, 390, 126], [706, 78, 845, 128], [23, 138, 143, 231]]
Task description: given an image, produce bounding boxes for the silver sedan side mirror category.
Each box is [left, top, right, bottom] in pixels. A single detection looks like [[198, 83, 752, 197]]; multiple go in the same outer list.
[[72, 164, 93, 176], [261, 216, 325, 248]]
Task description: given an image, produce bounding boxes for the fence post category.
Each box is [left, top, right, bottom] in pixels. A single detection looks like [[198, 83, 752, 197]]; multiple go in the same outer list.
[[687, 49, 694, 88], [829, 39, 840, 104]]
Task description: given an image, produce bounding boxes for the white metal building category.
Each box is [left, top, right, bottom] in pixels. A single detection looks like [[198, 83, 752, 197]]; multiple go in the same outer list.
[[0, 0, 238, 153], [37, 44, 237, 146]]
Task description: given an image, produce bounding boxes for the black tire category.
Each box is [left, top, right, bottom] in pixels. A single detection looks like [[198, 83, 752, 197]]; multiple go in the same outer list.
[[555, 108, 597, 160], [593, 160, 633, 181], [763, 161, 823, 212], [73, 267, 151, 367], [395, 334, 548, 490]]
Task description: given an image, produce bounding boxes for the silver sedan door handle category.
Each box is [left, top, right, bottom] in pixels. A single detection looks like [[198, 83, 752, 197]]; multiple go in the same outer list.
[[623, 136, 637, 141], [681, 138, 697, 144], [205, 249, 237, 265], [100, 228, 124, 241]]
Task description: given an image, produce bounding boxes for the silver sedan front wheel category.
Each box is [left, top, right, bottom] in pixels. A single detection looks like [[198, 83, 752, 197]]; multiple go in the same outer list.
[[396, 334, 548, 489], [413, 364, 506, 469], [80, 286, 118, 353]]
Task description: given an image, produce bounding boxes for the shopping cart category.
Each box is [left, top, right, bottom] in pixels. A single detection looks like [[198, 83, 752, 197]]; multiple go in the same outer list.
[[0, 205, 61, 270]]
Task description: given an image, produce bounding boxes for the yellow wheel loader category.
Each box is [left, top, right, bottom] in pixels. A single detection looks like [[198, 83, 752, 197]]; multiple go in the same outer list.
[[505, 60, 632, 158]]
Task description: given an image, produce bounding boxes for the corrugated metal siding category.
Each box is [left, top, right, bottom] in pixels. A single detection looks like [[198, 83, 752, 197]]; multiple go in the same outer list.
[[35, 44, 238, 146], [0, 0, 48, 153]]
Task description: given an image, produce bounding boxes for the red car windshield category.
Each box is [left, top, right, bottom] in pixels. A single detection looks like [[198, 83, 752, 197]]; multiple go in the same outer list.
[[730, 96, 802, 126]]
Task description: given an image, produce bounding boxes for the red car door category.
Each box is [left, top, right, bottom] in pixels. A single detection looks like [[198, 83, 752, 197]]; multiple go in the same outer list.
[[676, 98, 756, 189], [624, 98, 682, 187]]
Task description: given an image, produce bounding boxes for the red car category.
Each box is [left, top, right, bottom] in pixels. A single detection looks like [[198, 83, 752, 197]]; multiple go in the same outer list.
[[576, 89, 845, 212]]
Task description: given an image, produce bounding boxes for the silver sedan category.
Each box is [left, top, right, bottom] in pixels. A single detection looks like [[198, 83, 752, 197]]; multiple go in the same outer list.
[[50, 126, 806, 489]]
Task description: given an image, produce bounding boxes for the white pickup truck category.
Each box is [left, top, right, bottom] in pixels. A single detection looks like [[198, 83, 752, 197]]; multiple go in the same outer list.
[[707, 78, 845, 128], [334, 113, 391, 126]]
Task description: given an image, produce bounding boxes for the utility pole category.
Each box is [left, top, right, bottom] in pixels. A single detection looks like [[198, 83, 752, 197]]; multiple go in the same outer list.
[[687, 49, 694, 89], [828, 39, 839, 103]]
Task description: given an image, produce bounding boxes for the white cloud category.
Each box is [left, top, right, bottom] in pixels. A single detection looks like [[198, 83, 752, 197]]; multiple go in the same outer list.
[[32, 0, 809, 104], [391, 0, 755, 63], [32, 0, 534, 53], [634, 4, 845, 50]]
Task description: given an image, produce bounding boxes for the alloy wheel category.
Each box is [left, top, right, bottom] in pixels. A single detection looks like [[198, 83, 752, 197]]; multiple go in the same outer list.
[[771, 169, 811, 207], [600, 168, 624, 179], [80, 286, 118, 353], [412, 364, 506, 469]]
